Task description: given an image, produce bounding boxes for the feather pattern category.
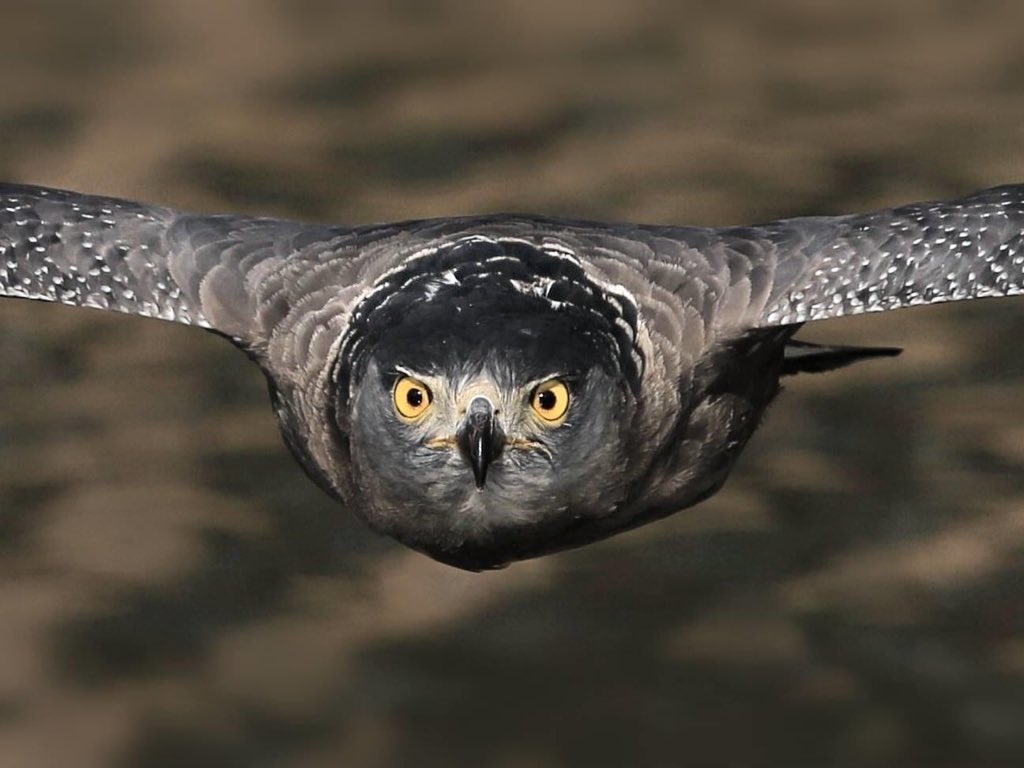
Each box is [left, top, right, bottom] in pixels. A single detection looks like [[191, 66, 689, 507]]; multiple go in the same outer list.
[[4, 181, 1024, 568], [4, 181, 1023, 432], [741, 184, 1024, 327], [5, 183, 1024, 343]]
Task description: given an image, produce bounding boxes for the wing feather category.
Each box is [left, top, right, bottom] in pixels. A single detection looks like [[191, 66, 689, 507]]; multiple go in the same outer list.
[[6, 182, 1023, 369], [0, 183, 358, 348], [736, 184, 1024, 328]]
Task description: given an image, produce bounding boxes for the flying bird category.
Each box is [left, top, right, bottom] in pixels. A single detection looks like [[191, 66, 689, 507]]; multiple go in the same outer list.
[[0, 182, 1021, 570]]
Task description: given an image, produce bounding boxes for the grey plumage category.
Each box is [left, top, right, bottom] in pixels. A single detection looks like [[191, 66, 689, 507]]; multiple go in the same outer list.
[[1, 182, 1022, 569]]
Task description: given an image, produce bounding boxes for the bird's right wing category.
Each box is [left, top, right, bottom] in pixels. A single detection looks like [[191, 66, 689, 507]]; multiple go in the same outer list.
[[719, 184, 1024, 329], [0, 183, 368, 351]]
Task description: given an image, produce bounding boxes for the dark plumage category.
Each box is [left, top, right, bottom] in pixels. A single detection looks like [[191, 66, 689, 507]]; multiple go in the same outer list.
[[1, 182, 1022, 569]]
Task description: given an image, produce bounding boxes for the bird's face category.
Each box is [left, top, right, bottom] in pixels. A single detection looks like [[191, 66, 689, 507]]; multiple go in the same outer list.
[[343, 283, 639, 570]]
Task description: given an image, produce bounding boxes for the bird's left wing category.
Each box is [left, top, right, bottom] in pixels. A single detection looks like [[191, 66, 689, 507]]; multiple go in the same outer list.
[[697, 184, 1024, 330], [0, 183, 363, 349]]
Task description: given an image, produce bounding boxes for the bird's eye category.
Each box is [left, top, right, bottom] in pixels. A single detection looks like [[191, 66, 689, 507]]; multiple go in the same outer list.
[[531, 379, 570, 424], [394, 376, 433, 420]]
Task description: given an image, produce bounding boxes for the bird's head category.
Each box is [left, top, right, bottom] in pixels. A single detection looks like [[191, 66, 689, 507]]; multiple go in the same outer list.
[[332, 236, 646, 569]]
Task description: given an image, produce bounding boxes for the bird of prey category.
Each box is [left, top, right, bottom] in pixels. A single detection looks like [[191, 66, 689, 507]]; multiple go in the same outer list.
[[0, 182, 1021, 570]]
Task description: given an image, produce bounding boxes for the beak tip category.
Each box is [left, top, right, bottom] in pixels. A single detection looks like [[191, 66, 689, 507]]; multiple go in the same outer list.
[[459, 397, 504, 491]]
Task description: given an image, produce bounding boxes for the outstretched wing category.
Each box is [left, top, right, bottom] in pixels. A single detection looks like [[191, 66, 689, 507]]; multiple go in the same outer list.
[[707, 184, 1024, 329], [0, 183, 357, 348]]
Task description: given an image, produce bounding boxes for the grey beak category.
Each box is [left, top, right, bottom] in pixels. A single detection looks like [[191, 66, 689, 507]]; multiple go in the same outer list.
[[457, 397, 505, 490]]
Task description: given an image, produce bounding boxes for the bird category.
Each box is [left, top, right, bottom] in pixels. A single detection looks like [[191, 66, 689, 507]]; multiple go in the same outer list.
[[0, 182, 1021, 570]]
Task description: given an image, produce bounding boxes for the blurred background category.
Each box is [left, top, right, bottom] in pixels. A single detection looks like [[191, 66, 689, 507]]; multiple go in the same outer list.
[[1, 1, 1024, 766]]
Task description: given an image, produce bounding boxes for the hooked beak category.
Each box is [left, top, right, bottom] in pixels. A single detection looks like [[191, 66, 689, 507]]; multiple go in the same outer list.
[[457, 397, 505, 490]]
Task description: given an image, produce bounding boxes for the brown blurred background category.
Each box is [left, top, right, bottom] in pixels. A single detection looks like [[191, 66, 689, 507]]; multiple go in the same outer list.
[[1, 1, 1024, 766]]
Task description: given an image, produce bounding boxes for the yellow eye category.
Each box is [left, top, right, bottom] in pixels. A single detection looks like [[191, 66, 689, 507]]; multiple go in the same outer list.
[[394, 376, 432, 420], [531, 379, 570, 424]]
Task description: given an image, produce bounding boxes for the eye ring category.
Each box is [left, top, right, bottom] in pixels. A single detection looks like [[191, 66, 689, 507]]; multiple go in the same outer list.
[[531, 379, 570, 424], [394, 376, 433, 420]]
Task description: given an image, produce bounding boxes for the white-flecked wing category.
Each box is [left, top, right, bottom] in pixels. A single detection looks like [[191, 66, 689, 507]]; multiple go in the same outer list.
[[5, 182, 1023, 359], [0, 183, 364, 348], [721, 184, 1024, 328]]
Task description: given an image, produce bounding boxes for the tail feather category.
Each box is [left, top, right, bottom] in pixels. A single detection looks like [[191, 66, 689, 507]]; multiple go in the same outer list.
[[782, 339, 902, 375]]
